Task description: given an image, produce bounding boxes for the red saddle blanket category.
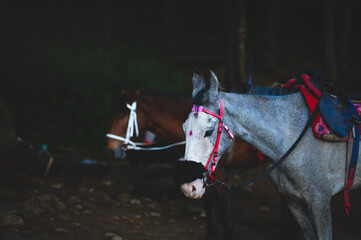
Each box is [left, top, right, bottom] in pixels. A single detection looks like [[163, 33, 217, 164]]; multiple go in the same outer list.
[[284, 74, 361, 142]]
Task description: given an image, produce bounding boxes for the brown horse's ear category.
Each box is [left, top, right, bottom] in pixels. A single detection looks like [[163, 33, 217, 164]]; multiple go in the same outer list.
[[192, 69, 205, 98], [208, 70, 219, 100], [135, 89, 141, 96], [121, 89, 126, 95]]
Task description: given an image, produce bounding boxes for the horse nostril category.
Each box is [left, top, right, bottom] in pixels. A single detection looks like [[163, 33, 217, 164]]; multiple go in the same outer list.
[[191, 185, 196, 193]]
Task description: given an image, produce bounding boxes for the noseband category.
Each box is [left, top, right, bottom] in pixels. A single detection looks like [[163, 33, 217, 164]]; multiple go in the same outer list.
[[192, 99, 234, 184]]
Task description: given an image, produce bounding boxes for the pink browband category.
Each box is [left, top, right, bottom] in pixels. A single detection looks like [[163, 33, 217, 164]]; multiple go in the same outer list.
[[192, 99, 234, 174]]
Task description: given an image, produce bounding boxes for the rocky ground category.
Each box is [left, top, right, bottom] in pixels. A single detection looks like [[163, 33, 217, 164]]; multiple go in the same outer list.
[[1, 151, 361, 240]]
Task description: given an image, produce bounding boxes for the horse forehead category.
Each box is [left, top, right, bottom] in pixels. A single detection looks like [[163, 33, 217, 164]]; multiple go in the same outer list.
[[187, 113, 209, 129]]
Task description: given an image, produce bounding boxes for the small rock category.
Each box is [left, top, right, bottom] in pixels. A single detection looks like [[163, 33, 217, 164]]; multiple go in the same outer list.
[[149, 212, 160, 217], [147, 204, 156, 209], [102, 180, 113, 186], [55, 228, 66, 232], [130, 199, 140, 205], [67, 196, 81, 205], [23, 194, 67, 215], [112, 216, 119, 221], [51, 183, 63, 189], [58, 213, 71, 221], [0, 214, 25, 227], [117, 193, 130, 202], [104, 232, 116, 238], [258, 206, 271, 213], [112, 236, 123, 240], [83, 210, 92, 215], [75, 204, 83, 209]]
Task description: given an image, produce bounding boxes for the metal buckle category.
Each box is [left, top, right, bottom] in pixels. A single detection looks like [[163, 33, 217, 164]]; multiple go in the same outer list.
[[203, 171, 215, 187]]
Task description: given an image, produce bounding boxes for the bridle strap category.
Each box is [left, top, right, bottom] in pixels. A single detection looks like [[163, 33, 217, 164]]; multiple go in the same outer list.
[[193, 99, 234, 173]]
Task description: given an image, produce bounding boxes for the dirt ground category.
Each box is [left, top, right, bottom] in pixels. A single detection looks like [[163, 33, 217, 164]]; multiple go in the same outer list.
[[1, 150, 361, 240]]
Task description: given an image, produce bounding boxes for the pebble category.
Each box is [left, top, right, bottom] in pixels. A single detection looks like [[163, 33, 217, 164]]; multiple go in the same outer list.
[[130, 199, 140, 205], [23, 194, 67, 215], [258, 206, 271, 213], [102, 180, 113, 186], [0, 214, 25, 227], [67, 196, 81, 205], [104, 232, 116, 238], [51, 183, 63, 189], [112, 236, 123, 240], [83, 210, 92, 215], [104, 232, 123, 240], [149, 212, 160, 217], [58, 213, 71, 221]]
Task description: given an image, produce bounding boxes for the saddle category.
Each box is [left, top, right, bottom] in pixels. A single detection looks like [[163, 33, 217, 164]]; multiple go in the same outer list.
[[284, 70, 361, 215], [284, 72, 361, 141]]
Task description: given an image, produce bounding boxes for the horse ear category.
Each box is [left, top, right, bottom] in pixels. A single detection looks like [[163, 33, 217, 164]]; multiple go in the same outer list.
[[192, 69, 205, 98], [135, 89, 141, 96], [208, 70, 219, 99]]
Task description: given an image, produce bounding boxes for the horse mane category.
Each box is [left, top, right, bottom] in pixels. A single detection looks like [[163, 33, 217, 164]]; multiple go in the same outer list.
[[247, 84, 295, 96], [192, 81, 295, 107]]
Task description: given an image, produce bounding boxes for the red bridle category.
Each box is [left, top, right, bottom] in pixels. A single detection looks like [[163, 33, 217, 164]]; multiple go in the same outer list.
[[192, 99, 234, 181]]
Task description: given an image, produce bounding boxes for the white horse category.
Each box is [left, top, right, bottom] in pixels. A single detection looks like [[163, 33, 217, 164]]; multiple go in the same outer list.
[[174, 70, 361, 239]]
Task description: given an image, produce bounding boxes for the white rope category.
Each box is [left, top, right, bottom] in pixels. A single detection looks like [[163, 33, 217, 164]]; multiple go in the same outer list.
[[106, 133, 185, 151], [126, 140, 186, 151], [124, 102, 139, 144], [106, 134, 148, 146], [107, 100, 185, 151]]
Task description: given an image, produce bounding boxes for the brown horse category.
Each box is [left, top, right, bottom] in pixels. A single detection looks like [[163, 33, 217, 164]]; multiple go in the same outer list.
[[107, 89, 270, 240]]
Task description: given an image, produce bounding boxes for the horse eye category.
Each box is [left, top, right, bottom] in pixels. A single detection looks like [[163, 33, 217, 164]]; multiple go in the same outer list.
[[204, 129, 213, 137]]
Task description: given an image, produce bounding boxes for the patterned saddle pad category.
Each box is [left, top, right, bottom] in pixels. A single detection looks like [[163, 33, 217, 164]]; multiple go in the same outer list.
[[284, 74, 361, 142]]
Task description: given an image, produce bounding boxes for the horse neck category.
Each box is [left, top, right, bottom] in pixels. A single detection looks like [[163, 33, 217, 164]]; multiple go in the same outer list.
[[137, 95, 191, 142], [220, 91, 310, 161]]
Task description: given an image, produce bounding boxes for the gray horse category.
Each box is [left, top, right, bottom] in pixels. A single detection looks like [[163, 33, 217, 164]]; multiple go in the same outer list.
[[175, 71, 361, 239]]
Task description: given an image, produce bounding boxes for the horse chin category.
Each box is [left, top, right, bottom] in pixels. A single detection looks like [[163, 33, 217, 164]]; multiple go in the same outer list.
[[180, 178, 205, 199]]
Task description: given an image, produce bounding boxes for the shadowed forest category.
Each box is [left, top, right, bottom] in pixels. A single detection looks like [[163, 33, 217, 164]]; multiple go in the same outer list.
[[1, 0, 361, 240]]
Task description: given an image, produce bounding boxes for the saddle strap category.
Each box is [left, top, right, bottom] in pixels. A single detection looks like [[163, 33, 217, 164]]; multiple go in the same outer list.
[[343, 125, 359, 215]]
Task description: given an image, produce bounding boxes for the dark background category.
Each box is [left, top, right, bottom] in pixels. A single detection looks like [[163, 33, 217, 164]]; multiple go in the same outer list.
[[1, 0, 361, 157]]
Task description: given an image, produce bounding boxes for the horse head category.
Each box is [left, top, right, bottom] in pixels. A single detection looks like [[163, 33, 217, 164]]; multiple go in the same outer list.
[[173, 70, 234, 199], [107, 89, 144, 159]]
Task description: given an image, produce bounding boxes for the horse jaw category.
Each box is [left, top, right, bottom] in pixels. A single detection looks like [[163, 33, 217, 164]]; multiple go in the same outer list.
[[180, 178, 205, 199]]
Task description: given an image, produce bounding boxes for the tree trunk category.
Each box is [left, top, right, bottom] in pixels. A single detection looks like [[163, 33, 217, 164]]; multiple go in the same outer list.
[[338, 0, 353, 72], [323, 0, 338, 81], [263, 0, 281, 74], [225, 0, 239, 83], [103, 0, 112, 52], [238, 0, 248, 83], [163, 0, 177, 60]]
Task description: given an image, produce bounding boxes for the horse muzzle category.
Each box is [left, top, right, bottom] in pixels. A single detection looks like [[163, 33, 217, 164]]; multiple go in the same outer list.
[[108, 145, 127, 160], [180, 178, 205, 199]]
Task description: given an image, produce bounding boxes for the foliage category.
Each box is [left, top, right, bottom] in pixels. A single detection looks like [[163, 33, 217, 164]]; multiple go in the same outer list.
[[1, 45, 188, 155]]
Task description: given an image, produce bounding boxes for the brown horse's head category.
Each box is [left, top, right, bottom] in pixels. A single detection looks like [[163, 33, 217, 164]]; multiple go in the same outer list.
[[107, 89, 143, 159]]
